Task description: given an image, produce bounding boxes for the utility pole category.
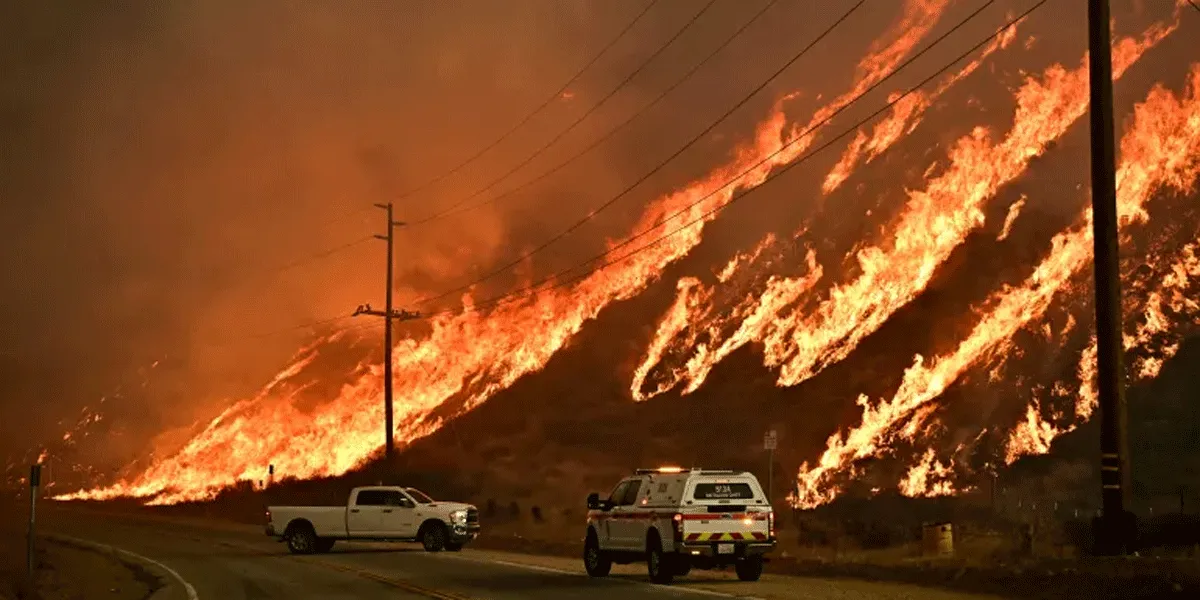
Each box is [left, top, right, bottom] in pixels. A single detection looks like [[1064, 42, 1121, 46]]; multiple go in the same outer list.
[[1086, 0, 1134, 556], [28, 464, 39, 578], [353, 202, 420, 461]]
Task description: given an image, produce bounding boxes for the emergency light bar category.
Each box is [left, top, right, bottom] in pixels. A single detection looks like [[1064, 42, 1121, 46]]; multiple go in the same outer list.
[[634, 468, 740, 475]]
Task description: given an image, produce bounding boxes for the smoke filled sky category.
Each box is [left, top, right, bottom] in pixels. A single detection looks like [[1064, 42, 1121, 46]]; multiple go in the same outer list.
[[1, 0, 1185, 486], [0, 0, 909, 460]]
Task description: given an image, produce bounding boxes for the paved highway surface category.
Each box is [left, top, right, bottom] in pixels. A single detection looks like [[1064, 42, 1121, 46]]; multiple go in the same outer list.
[[40, 508, 1001, 600]]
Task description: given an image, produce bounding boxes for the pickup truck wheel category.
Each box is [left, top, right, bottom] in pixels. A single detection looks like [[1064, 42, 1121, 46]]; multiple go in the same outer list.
[[734, 555, 764, 582], [646, 538, 674, 585], [286, 526, 317, 555], [583, 533, 611, 577], [421, 522, 448, 552]]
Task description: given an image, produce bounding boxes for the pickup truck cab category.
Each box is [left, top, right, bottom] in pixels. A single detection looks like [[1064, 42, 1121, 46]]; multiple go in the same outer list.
[[583, 468, 775, 584], [266, 486, 479, 554]]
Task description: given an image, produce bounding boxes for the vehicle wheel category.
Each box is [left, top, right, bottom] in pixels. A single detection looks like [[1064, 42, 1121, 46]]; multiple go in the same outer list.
[[444, 542, 463, 552], [286, 525, 317, 555], [422, 522, 448, 552], [583, 532, 611, 577], [314, 538, 336, 554], [646, 538, 674, 585], [735, 555, 764, 582]]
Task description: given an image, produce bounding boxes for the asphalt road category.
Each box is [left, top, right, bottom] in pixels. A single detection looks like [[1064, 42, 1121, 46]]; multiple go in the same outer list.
[[40, 508, 1001, 600]]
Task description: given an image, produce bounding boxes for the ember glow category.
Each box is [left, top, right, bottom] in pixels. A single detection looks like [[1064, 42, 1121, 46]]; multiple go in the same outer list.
[[51, 3, 1200, 511], [794, 61, 1200, 507], [633, 20, 1178, 403], [822, 10, 1022, 194], [58, 0, 957, 504], [1003, 234, 1200, 466]]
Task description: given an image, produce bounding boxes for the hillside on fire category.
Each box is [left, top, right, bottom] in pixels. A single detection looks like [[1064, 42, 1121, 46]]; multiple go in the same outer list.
[[3, 0, 1200, 530]]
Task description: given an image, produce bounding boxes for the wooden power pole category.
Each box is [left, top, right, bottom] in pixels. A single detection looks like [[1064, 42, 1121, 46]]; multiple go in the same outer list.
[[353, 202, 420, 461], [1086, 0, 1134, 555]]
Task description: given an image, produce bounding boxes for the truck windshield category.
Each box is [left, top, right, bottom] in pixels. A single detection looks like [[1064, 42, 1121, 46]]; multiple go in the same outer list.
[[406, 488, 434, 503]]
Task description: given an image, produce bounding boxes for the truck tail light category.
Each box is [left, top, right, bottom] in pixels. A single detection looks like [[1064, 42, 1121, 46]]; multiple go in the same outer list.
[[265, 509, 272, 524], [767, 511, 775, 539], [672, 513, 684, 543]]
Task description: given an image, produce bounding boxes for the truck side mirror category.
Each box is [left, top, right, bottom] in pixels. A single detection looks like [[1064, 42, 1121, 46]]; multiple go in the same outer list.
[[586, 492, 601, 510]]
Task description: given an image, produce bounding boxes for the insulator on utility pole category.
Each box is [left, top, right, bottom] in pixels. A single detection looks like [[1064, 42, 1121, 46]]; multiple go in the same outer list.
[[352, 203, 420, 463]]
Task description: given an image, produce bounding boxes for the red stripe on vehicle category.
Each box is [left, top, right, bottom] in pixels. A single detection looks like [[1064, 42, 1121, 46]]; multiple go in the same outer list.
[[730, 532, 744, 540], [752, 532, 767, 540], [686, 533, 702, 541]]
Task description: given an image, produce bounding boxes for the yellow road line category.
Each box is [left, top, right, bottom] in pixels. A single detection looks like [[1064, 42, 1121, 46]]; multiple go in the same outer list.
[[217, 541, 474, 600], [302, 557, 473, 600]]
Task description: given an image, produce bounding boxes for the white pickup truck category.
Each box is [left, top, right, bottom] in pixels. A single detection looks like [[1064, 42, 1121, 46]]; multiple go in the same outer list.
[[265, 486, 480, 554]]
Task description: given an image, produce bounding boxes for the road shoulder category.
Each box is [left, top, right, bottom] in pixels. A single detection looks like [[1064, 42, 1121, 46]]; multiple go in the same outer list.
[[41, 533, 196, 600], [22, 535, 160, 600]]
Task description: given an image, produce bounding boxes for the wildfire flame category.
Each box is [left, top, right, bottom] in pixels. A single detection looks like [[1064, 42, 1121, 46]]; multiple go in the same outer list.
[[57, 0, 957, 505], [633, 20, 1177, 403], [822, 12, 1022, 194], [51, 5, 1200, 512], [794, 61, 1200, 507]]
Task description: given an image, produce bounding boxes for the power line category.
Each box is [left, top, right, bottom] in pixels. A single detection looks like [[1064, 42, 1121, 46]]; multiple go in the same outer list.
[[201, 233, 375, 307], [393, 0, 660, 203], [411, 0, 1040, 322], [196, 0, 1037, 348], [408, 0, 722, 226], [210, 313, 358, 346], [177, 232, 376, 350], [264, 235, 375, 277], [408, 0, 783, 227], [1189, 1, 1200, 16], [209, 204, 380, 289], [409, 0, 870, 308]]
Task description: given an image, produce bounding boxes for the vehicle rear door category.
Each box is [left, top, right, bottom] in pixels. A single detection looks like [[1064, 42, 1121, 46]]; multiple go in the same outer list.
[[682, 477, 770, 549], [348, 489, 386, 536], [378, 489, 419, 538]]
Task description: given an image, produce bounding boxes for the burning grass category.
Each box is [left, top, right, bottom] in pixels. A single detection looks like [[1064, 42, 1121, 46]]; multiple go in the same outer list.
[[24, 12, 1200, 592]]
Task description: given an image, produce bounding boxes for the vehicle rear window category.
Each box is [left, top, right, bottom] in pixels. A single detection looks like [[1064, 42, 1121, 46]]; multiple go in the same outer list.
[[692, 482, 754, 500]]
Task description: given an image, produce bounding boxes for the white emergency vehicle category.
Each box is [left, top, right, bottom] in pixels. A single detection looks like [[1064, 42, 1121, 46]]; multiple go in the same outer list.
[[582, 467, 775, 584]]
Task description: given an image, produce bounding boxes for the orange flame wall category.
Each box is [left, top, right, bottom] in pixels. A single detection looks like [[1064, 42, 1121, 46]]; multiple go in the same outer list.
[[632, 20, 1177, 404], [57, 0, 954, 504], [797, 62, 1200, 508], [56, 5, 1200, 510]]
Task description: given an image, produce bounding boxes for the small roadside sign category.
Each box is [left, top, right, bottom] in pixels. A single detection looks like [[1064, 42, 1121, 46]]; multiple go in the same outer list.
[[763, 430, 777, 450]]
